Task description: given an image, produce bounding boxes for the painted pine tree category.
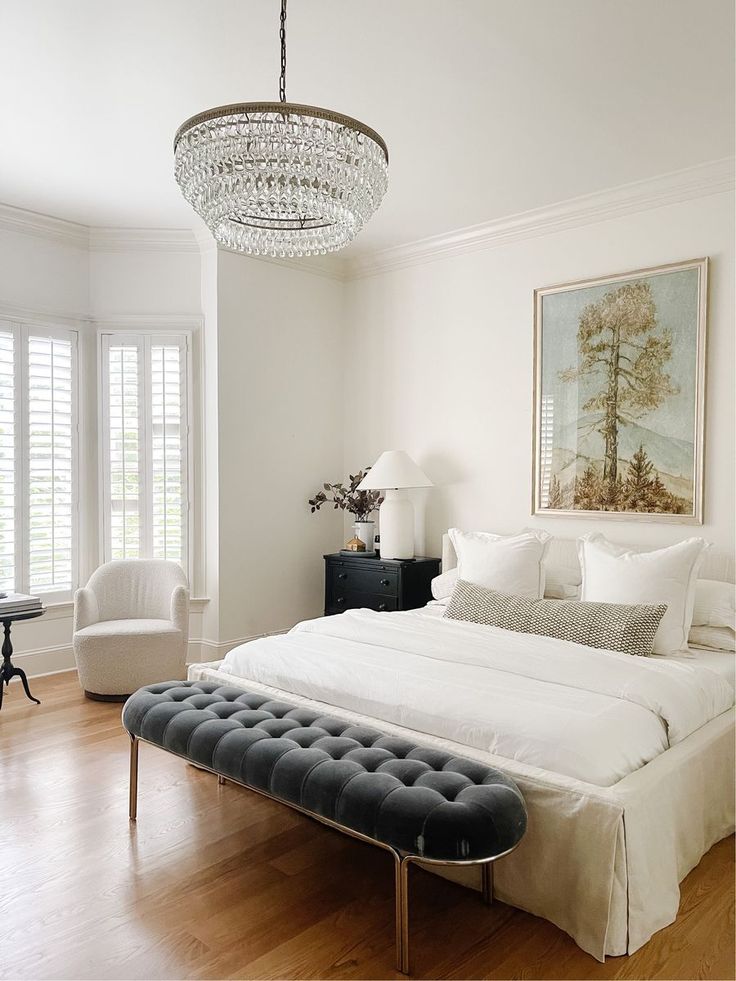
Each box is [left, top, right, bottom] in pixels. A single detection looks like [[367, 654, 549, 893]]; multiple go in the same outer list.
[[560, 281, 678, 504], [621, 443, 686, 513]]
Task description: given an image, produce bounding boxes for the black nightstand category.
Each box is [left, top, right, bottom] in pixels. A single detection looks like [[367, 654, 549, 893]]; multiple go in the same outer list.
[[324, 553, 441, 616]]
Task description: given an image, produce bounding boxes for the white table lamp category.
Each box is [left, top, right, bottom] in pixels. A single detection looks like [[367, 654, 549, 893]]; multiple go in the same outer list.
[[357, 450, 433, 560]]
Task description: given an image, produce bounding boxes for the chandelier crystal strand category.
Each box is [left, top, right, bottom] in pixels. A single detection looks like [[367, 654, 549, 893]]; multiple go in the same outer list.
[[174, 1, 388, 258]]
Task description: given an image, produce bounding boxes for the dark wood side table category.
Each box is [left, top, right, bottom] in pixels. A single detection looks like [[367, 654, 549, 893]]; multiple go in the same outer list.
[[0, 608, 45, 710], [324, 554, 441, 616]]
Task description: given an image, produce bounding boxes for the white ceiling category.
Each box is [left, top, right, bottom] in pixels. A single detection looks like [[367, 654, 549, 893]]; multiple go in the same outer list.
[[1, 0, 733, 255]]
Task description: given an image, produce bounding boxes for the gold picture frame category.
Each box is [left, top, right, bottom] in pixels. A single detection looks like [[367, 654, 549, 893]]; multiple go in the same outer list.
[[532, 257, 708, 524]]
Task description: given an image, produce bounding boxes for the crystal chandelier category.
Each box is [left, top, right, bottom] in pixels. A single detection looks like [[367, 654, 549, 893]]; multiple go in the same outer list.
[[174, 0, 388, 257]]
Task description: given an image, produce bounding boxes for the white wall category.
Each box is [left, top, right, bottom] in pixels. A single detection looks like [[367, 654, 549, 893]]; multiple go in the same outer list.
[[211, 251, 344, 647], [88, 248, 201, 317], [343, 191, 735, 558], [0, 227, 88, 317], [199, 239, 221, 648]]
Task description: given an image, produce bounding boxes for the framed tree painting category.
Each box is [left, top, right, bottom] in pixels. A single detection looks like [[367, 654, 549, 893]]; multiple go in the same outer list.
[[532, 257, 707, 523]]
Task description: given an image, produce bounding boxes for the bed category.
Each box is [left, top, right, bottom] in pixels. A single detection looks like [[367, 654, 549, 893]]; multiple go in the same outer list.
[[187, 535, 735, 961]]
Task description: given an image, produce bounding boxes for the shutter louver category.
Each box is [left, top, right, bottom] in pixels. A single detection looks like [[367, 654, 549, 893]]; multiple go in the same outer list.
[[0, 330, 15, 592], [27, 333, 75, 593]]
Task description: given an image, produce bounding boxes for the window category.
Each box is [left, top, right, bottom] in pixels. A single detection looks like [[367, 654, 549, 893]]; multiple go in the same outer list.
[[100, 333, 190, 571], [0, 322, 78, 599]]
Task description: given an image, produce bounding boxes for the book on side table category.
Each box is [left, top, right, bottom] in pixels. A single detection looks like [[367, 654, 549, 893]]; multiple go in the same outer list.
[[0, 593, 44, 616]]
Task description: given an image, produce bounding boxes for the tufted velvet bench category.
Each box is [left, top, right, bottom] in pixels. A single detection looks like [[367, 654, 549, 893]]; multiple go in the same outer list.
[[122, 681, 527, 973]]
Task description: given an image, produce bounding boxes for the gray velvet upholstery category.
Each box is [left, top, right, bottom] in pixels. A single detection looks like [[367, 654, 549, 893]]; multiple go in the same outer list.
[[122, 681, 527, 862]]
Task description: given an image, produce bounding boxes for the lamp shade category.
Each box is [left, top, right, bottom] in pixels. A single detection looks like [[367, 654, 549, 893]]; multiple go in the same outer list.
[[358, 450, 433, 490]]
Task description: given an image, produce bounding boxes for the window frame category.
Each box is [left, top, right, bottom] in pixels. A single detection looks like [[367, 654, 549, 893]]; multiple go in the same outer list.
[[0, 319, 80, 603], [98, 329, 192, 579]]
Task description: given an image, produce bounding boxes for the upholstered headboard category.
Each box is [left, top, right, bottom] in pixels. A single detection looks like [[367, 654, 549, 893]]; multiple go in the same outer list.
[[441, 533, 736, 584]]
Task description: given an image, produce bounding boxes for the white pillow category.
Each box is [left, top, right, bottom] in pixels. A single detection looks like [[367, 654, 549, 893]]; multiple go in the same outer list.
[[543, 568, 581, 600], [688, 625, 735, 653], [448, 528, 551, 599], [691, 579, 736, 630], [432, 564, 578, 601], [431, 567, 457, 601], [578, 534, 708, 655]]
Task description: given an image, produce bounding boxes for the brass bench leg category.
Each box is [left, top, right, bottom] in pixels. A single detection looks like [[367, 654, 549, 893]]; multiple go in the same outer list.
[[129, 735, 139, 821], [394, 853, 411, 974], [481, 861, 494, 906]]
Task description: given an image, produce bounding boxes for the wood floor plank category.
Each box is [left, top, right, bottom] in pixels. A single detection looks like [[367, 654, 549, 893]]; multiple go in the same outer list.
[[0, 671, 733, 981]]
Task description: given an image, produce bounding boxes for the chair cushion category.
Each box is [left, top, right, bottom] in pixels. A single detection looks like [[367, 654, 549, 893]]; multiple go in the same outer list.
[[123, 681, 528, 863], [76, 619, 180, 639], [73, 620, 186, 680]]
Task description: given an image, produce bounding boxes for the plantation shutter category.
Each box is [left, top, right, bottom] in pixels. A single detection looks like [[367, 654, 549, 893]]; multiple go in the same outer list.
[[102, 333, 188, 570], [25, 331, 76, 593]]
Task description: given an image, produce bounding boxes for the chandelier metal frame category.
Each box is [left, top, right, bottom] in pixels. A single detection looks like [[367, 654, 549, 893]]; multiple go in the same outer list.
[[174, 103, 388, 162]]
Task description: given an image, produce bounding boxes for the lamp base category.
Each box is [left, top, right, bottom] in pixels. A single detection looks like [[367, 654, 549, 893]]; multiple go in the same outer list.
[[378, 490, 415, 560]]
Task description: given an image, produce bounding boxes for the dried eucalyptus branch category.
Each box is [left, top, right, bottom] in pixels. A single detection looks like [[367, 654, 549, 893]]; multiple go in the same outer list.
[[308, 469, 383, 521]]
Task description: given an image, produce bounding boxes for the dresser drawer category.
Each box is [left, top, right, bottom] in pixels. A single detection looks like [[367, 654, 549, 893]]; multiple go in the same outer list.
[[328, 564, 399, 597], [324, 553, 440, 617], [328, 590, 398, 615]]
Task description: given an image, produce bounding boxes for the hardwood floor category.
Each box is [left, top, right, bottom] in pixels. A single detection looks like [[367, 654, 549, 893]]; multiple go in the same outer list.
[[1, 671, 733, 981]]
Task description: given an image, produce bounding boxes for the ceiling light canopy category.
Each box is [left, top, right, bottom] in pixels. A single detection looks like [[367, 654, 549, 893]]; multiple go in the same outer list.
[[174, 0, 388, 258]]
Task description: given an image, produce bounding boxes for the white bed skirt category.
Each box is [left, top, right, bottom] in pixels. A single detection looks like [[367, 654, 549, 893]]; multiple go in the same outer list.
[[187, 660, 734, 961]]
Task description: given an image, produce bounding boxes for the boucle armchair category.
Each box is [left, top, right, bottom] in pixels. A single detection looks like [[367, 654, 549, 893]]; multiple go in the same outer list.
[[73, 560, 189, 700]]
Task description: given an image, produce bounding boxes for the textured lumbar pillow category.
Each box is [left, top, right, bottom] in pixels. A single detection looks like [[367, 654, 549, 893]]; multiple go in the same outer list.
[[577, 535, 708, 655], [444, 579, 667, 656], [448, 528, 550, 599]]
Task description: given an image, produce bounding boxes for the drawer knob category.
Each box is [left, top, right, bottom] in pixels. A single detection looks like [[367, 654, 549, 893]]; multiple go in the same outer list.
[[380, 578, 391, 587], [336, 597, 345, 605], [378, 603, 386, 611], [337, 572, 347, 580]]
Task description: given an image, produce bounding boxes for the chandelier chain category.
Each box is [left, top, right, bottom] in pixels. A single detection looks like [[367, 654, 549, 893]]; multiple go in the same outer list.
[[279, 0, 287, 103]]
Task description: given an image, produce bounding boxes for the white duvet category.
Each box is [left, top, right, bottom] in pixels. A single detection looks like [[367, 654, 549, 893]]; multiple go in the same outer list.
[[221, 609, 734, 786]]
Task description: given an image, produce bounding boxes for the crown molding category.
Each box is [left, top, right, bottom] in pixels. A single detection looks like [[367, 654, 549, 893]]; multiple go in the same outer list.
[[0, 202, 200, 254], [0, 202, 89, 250], [92, 313, 203, 331], [89, 226, 199, 253], [347, 156, 736, 280], [0, 299, 90, 328]]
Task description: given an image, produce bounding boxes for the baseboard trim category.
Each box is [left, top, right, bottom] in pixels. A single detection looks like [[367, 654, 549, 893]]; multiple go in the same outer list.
[[189, 628, 289, 661], [12, 644, 77, 678]]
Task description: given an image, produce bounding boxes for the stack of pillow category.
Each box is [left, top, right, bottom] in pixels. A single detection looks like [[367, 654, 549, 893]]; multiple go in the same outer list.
[[434, 528, 735, 658]]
